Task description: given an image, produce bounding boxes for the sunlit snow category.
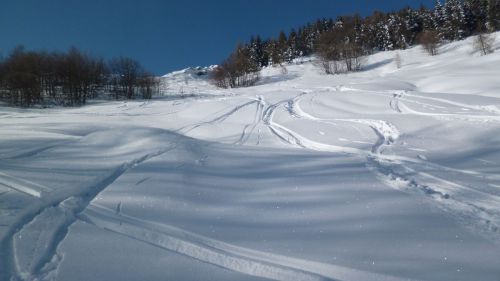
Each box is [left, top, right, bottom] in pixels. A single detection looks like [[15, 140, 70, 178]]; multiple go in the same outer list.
[[1, 33, 500, 281]]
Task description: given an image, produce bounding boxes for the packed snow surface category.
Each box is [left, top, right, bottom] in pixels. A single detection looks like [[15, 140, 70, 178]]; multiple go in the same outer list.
[[1, 34, 500, 281]]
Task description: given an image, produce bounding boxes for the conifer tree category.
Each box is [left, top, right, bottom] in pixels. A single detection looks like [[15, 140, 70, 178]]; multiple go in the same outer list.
[[443, 0, 466, 40], [434, 0, 446, 39], [248, 36, 266, 68], [287, 29, 300, 62], [420, 4, 435, 31], [404, 8, 425, 45], [375, 16, 393, 51], [487, 0, 500, 31], [277, 31, 288, 63], [464, 0, 488, 34]]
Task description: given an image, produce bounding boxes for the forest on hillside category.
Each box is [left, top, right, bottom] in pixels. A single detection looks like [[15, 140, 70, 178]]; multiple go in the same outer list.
[[213, 0, 500, 88], [1, 0, 499, 106]]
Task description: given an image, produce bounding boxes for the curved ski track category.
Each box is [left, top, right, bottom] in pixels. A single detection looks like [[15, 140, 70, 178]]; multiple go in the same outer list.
[[0, 129, 413, 281], [3, 85, 500, 281], [277, 91, 500, 244]]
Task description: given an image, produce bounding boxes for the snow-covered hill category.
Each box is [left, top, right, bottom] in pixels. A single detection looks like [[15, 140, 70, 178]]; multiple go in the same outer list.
[[1, 33, 500, 281], [160, 66, 219, 96]]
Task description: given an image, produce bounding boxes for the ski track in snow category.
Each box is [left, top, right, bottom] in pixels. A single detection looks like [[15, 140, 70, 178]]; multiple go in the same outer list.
[[0, 120, 409, 281], [2, 88, 500, 281], [0, 145, 416, 281], [79, 204, 415, 281], [341, 86, 500, 123], [179, 99, 260, 134], [2, 36, 500, 280], [235, 96, 266, 145], [281, 91, 500, 244], [1, 141, 72, 161], [0, 146, 175, 281], [0, 172, 52, 198]]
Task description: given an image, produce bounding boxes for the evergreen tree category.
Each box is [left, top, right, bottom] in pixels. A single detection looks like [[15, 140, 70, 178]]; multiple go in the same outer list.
[[434, 0, 446, 39], [266, 39, 282, 66], [387, 13, 408, 49], [277, 31, 289, 63], [464, 0, 489, 34], [420, 4, 435, 31], [372, 11, 393, 51], [404, 8, 425, 45], [304, 24, 317, 55], [248, 36, 266, 67], [353, 14, 365, 49], [296, 27, 307, 56], [487, 0, 500, 31], [286, 29, 300, 62], [443, 0, 467, 40]]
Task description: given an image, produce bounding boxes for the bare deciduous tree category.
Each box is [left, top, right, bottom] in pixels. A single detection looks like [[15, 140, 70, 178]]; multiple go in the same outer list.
[[211, 65, 229, 88], [138, 73, 159, 99], [2, 46, 43, 106], [417, 30, 440, 56], [109, 57, 142, 99], [395, 53, 402, 69], [0, 47, 157, 106], [473, 33, 495, 55], [211, 44, 261, 88], [316, 27, 364, 75]]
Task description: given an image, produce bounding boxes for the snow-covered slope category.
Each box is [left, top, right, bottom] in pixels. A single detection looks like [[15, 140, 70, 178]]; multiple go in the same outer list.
[[1, 33, 500, 281], [160, 66, 220, 96]]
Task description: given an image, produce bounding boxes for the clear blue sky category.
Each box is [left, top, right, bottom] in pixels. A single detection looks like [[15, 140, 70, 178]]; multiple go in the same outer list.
[[0, 0, 434, 74]]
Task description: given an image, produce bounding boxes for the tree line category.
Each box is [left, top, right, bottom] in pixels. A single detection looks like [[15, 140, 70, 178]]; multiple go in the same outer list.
[[212, 0, 500, 87], [0, 46, 159, 107]]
